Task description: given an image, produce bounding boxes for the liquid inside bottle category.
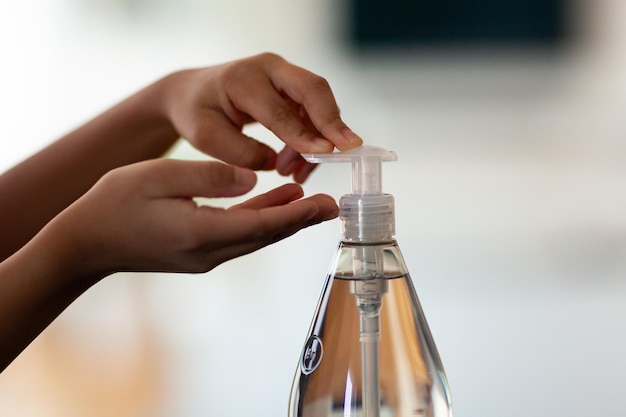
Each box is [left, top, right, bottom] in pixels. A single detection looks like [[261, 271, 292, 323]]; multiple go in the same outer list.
[[289, 241, 453, 417]]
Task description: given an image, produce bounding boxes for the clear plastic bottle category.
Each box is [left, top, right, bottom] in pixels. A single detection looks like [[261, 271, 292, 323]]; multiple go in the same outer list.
[[289, 146, 453, 417]]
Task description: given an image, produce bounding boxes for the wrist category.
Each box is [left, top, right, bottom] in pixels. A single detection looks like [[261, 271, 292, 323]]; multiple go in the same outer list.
[[28, 213, 110, 291]]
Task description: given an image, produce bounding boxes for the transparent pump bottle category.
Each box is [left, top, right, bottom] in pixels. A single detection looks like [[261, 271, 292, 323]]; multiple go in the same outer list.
[[289, 145, 453, 417]]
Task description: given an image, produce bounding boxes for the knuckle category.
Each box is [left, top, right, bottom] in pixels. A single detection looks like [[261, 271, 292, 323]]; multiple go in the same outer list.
[[220, 60, 255, 87], [323, 108, 342, 126], [267, 101, 312, 143], [96, 165, 136, 193], [300, 75, 344, 125], [306, 74, 332, 93], [271, 101, 297, 123], [255, 51, 283, 64], [222, 52, 283, 81]]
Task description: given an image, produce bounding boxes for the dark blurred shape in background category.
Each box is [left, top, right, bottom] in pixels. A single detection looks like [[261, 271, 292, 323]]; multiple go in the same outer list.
[[348, 0, 569, 50]]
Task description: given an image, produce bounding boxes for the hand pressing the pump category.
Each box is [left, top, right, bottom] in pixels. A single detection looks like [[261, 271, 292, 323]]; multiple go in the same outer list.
[[0, 52, 362, 371], [164, 53, 363, 183]]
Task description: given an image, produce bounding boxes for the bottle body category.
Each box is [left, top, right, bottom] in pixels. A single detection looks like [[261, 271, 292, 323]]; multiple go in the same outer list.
[[289, 240, 452, 417]]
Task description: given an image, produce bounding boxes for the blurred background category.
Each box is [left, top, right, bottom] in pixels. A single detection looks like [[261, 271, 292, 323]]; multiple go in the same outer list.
[[1, 0, 625, 416]]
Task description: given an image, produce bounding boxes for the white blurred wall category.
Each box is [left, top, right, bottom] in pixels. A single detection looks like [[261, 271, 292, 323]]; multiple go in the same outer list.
[[1, 0, 626, 416]]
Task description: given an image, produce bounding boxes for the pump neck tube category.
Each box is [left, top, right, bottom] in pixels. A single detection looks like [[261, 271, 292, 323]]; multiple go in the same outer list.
[[302, 145, 398, 243]]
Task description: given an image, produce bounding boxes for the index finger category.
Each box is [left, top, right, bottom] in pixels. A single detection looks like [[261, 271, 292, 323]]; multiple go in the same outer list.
[[224, 53, 363, 154], [268, 60, 363, 151]]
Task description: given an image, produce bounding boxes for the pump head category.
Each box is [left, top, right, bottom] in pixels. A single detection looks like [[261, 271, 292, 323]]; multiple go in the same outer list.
[[303, 145, 397, 242]]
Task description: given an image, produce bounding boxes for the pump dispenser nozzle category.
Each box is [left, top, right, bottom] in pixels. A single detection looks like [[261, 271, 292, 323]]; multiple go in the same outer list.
[[303, 144, 396, 194], [303, 145, 397, 243]]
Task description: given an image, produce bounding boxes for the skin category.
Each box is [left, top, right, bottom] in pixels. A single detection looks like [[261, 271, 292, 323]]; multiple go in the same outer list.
[[0, 52, 363, 371]]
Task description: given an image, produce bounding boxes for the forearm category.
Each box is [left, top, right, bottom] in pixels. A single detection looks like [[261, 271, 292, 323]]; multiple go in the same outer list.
[[0, 221, 103, 372], [0, 75, 179, 261]]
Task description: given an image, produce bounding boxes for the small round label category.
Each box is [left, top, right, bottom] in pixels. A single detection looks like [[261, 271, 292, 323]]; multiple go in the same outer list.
[[300, 335, 323, 375]]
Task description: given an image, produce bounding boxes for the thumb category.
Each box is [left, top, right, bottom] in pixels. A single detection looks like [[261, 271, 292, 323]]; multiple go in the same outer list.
[[142, 159, 257, 199]]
